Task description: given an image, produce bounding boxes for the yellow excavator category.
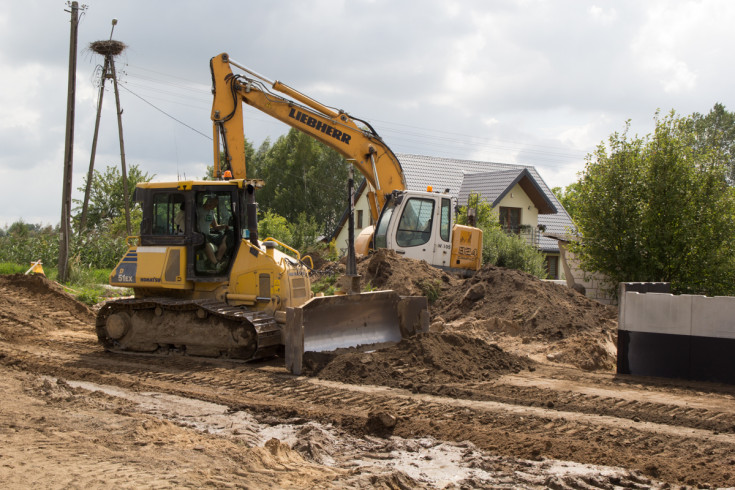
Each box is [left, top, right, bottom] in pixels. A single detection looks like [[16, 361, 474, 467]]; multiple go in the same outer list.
[[208, 54, 483, 272], [97, 53, 481, 373]]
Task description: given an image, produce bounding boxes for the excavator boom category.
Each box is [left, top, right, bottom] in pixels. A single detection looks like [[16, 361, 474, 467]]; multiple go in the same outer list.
[[210, 53, 406, 222]]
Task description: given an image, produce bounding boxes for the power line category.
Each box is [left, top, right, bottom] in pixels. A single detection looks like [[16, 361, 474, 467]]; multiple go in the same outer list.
[[119, 66, 590, 165], [117, 84, 211, 141]]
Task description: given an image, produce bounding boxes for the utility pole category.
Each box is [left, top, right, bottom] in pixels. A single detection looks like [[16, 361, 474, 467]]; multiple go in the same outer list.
[[80, 18, 117, 233], [79, 55, 108, 233], [59, 1, 82, 282], [110, 55, 131, 235], [83, 21, 130, 235]]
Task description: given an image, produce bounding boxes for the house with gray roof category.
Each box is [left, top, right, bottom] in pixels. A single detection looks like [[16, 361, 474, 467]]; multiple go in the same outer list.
[[331, 153, 575, 279]]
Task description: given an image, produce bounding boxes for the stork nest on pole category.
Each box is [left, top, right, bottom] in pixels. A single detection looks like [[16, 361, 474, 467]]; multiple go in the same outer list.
[[89, 40, 127, 56]]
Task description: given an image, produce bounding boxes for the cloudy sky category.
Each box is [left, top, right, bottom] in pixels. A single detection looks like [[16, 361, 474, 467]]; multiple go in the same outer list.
[[2, 0, 733, 228]]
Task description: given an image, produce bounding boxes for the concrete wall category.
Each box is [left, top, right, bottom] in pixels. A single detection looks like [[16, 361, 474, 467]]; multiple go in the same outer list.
[[557, 241, 616, 305], [617, 282, 735, 385]]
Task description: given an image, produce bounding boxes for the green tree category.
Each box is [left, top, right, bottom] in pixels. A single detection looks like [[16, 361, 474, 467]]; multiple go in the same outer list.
[[249, 129, 349, 238], [551, 182, 582, 221], [456, 192, 495, 228], [204, 137, 257, 180], [688, 103, 735, 183], [73, 164, 153, 235], [258, 210, 292, 245], [571, 111, 735, 296]]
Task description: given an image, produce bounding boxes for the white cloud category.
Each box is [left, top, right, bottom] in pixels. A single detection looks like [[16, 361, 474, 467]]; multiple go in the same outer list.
[[588, 5, 618, 25], [630, 1, 735, 95], [1, 0, 734, 227]]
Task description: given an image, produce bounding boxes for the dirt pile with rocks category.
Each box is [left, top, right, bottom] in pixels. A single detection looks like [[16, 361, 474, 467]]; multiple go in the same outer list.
[[302, 332, 534, 391], [343, 251, 619, 372], [356, 248, 454, 298], [431, 265, 619, 370]]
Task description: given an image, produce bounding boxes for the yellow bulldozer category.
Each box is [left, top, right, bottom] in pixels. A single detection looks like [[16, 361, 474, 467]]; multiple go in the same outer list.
[[96, 53, 446, 374]]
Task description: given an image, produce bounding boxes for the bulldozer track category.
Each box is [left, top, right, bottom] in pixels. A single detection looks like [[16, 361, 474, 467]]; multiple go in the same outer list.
[[96, 297, 280, 360]]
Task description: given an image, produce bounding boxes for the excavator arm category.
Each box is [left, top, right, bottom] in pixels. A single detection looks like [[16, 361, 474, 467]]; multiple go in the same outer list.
[[210, 52, 406, 222]]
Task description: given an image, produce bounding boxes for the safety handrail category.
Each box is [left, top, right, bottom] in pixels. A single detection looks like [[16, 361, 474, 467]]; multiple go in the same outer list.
[[263, 236, 301, 261]]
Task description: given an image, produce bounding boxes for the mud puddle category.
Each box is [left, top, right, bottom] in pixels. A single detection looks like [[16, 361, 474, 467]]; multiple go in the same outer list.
[[57, 377, 665, 488]]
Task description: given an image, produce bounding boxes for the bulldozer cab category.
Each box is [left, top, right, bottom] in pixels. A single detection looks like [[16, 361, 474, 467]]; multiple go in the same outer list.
[[136, 183, 243, 281]]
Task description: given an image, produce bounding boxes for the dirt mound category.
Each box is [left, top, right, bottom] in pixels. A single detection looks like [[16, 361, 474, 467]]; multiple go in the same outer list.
[[431, 265, 618, 371], [346, 250, 618, 371], [357, 249, 455, 299], [0, 274, 94, 341], [434, 266, 616, 337], [0, 274, 93, 321], [302, 332, 534, 391]]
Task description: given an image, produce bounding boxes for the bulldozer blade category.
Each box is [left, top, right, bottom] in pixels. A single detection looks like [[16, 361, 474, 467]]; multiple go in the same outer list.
[[284, 290, 429, 375]]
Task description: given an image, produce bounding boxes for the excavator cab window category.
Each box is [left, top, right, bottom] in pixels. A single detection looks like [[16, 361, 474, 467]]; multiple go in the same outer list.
[[396, 198, 435, 248], [440, 198, 451, 242], [374, 199, 397, 249], [152, 193, 185, 235], [193, 191, 236, 275]]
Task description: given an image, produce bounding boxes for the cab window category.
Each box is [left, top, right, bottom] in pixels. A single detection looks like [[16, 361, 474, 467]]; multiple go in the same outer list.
[[374, 200, 396, 249], [396, 198, 434, 247], [152, 193, 185, 235], [440, 198, 451, 242]]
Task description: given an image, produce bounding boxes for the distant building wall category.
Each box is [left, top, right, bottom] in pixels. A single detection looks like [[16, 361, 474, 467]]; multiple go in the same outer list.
[[557, 240, 616, 305], [333, 191, 373, 255]]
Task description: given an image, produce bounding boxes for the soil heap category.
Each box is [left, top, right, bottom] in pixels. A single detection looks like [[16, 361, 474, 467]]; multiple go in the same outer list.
[[302, 331, 534, 391], [356, 248, 454, 298], [352, 250, 618, 371], [431, 265, 619, 370], [0, 274, 94, 342]]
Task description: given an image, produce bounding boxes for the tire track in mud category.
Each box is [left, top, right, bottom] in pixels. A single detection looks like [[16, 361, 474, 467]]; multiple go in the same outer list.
[[2, 336, 735, 487], [0, 276, 734, 487]]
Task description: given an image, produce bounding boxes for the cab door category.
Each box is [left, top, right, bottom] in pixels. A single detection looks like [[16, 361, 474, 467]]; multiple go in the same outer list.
[[431, 197, 453, 267], [390, 195, 438, 263]]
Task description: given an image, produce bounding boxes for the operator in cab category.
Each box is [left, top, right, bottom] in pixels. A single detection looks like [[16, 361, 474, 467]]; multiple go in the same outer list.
[[197, 197, 229, 266]]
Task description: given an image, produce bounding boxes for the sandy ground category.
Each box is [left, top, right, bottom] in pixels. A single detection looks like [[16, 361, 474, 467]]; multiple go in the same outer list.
[[1, 269, 734, 488]]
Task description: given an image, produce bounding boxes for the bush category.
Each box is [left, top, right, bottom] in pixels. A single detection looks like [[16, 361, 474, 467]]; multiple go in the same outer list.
[[482, 226, 548, 279], [258, 210, 293, 247], [0, 221, 60, 267], [288, 212, 321, 253], [456, 195, 548, 279]]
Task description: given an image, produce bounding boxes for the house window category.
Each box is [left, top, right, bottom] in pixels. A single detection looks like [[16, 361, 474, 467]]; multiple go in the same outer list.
[[545, 255, 559, 279], [499, 207, 521, 233], [357, 209, 363, 229]]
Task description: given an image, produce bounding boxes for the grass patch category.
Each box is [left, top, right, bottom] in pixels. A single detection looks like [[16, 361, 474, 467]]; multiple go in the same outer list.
[[0, 261, 128, 306], [0, 262, 29, 275], [416, 279, 443, 304]]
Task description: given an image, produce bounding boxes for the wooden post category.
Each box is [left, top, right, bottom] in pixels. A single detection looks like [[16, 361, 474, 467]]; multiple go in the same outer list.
[[79, 56, 109, 233], [59, 1, 81, 282], [109, 56, 131, 235]]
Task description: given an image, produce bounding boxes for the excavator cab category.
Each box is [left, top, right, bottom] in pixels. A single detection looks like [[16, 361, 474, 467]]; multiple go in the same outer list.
[[132, 182, 243, 282], [373, 189, 482, 273]]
